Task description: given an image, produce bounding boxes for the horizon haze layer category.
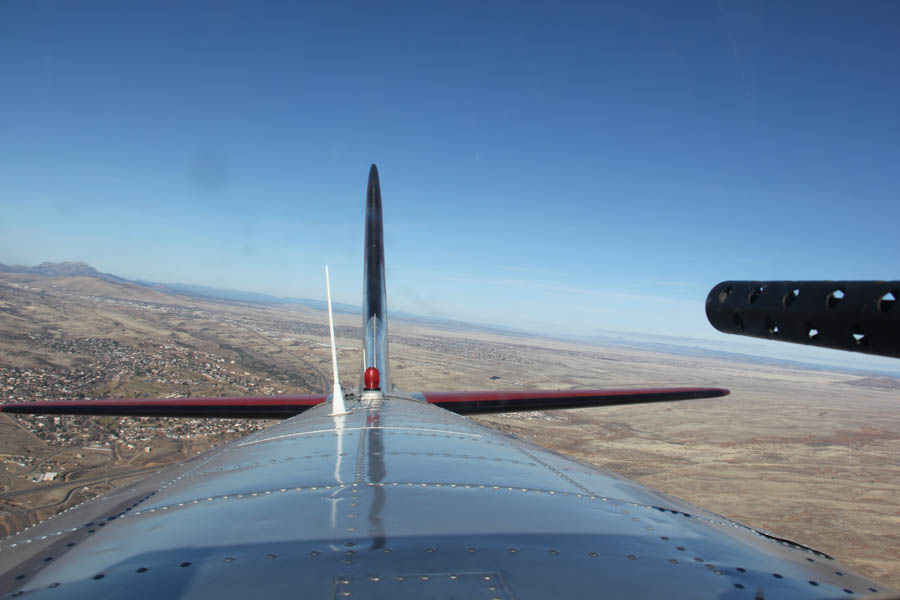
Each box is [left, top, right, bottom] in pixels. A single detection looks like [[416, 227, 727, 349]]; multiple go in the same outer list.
[[3, 259, 899, 378]]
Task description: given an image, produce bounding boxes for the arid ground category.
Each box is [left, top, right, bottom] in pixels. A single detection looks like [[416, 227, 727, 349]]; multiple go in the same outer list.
[[1, 272, 897, 588]]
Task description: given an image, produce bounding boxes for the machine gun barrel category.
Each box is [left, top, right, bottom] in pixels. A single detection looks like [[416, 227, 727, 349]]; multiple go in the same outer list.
[[706, 281, 900, 359]]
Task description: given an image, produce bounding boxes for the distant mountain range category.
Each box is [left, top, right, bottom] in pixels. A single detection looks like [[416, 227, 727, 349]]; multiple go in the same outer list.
[[0, 262, 457, 324], [0, 261, 129, 283], [0, 261, 360, 314], [2, 261, 520, 336], [134, 280, 360, 315]]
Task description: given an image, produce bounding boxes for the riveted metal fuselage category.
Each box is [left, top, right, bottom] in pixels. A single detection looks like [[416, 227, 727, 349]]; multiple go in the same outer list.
[[0, 395, 889, 598]]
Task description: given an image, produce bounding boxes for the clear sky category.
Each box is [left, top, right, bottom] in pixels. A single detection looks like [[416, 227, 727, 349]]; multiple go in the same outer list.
[[2, 1, 899, 372]]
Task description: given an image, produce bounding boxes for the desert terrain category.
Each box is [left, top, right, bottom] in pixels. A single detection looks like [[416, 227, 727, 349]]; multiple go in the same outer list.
[[0, 271, 897, 588]]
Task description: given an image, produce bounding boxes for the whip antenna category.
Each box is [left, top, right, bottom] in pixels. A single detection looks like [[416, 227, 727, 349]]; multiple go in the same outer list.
[[326, 265, 349, 415]]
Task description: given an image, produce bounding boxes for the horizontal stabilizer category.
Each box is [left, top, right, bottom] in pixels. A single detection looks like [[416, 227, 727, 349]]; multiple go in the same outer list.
[[423, 387, 729, 414], [0, 395, 327, 419]]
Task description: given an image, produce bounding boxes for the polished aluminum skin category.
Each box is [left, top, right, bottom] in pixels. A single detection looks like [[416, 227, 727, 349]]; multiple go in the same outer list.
[[0, 393, 890, 599], [361, 165, 390, 392]]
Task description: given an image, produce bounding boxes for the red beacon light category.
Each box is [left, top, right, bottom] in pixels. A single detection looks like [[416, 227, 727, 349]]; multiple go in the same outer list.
[[364, 367, 380, 391]]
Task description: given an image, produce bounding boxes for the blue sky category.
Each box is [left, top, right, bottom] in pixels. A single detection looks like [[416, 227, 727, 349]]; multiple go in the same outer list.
[[2, 1, 899, 373]]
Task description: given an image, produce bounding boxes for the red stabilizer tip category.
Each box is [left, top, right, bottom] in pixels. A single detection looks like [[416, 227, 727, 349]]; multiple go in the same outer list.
[[364, 367, 380, 390]]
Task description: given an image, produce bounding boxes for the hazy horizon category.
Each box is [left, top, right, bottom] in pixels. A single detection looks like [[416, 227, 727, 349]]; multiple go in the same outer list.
[[5, 256, 899, 377]]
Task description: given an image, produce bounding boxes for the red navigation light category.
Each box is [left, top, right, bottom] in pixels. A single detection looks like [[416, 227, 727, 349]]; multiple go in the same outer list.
[[364, 367, 380, 390]]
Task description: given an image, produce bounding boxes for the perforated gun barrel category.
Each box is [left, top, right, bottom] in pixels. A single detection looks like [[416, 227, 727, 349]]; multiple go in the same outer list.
[[706, 281, 900, 359]]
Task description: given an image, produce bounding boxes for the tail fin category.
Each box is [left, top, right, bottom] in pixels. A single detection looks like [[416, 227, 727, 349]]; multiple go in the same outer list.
[[362, 164, 390, 391]]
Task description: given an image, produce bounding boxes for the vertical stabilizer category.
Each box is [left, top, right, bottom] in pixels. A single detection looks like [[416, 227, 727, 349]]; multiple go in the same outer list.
[[362, 164, 390, 391]]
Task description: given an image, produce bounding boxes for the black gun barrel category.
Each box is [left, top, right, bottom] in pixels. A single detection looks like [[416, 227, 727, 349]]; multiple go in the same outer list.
[[706, 281, 900, 359]]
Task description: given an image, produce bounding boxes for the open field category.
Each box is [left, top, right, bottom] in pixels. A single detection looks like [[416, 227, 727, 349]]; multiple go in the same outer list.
[[1, 272, 898, 588]]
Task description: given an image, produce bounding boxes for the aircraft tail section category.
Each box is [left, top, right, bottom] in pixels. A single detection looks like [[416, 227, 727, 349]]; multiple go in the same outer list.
[[362, 164, 390, 391], [0, 165, 733, 418]]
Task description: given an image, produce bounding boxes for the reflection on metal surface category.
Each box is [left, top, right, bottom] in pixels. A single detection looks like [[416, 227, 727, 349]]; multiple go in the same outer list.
[[363, 316, 389, 391], [238, 426, 481, 447], [333, 414, 346, 485], [366, 403, 387, 550], [332, 572, 512, 599], [328, 414, 348, 529], [362, 165, 390, 391], [0, 398, 892, 599]]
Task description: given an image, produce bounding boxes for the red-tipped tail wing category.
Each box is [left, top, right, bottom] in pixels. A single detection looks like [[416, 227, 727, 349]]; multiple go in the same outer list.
[[0, 388, 727, 419], [0, 395, 327, 419], [423, 386, 729, 414]]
